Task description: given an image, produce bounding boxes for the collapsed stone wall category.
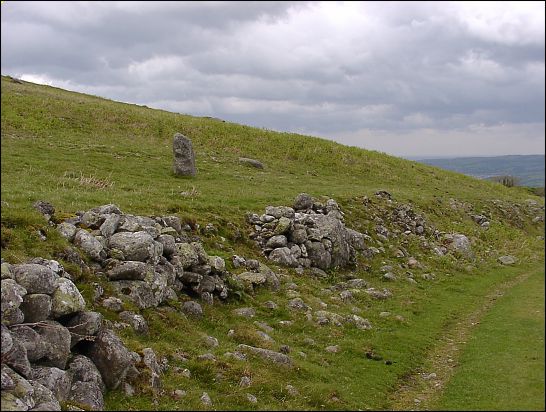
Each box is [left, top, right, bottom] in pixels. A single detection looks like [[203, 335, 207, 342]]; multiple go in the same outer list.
[[1, 259, 140, 411], [248, 193, 367, 270], [56, 204, 229, 308]]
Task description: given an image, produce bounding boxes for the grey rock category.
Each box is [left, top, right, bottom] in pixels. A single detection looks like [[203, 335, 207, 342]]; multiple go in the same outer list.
[[68, 381, 104, 411], [173, 133, 196, 176], [2, 279, 27, 324], [19, 294, 52, 323], [66, 355, 105, 393], [382, 272, 397, 281], [269, 247, 299, 267], [236, 344, 292, 367], [182, 300, 203, 318], [50, 278, 86, 319], [293, 193, 314, 210], [9, 326, 47, 363], [157, 235, 176, 257], [445, 233, 474, 259], [32, 366, 72, 402], [3, 335, 32, 378], [346, 314, 372, 330], [1, 324, 13, 357], [64, 311, 103, 347], [106, 261, 150, 281], [162, 216, 183, 234], [101, 296, 124, 312], [325, 345, 340, 353], [33, 321, 71, 369], [239, 376, 251, 387], [57, 223, 78, 242], [287, 298, 309, 311], [2, 365, 35, 409], [239, 157, 264, 169], [200, 392, 212, 406], [266, 235, 288, 249], [33, 201, 55, 220], [74, 230, 106, 262], [142, 347, 162, 390], [119, 311, 148, 335], [108, 231, 156, 262], [498, 255, 517, 265], [99, 214, 120, 238], [233, 307, 256, 318], [80, 211, 104, 229], [176, 243, 200, 269], [273, 217, 292, 235], [28, 380, 61, 411], [85, 329, 133, 390], [110, 280, 156, 309], [13, 265, 57, 295]]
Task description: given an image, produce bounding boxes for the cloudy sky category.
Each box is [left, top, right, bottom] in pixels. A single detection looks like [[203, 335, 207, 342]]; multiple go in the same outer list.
[[2, 1, 544, 157]]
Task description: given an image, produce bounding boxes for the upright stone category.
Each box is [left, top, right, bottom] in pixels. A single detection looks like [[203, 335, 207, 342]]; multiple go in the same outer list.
[[173, 133, 196, 176]]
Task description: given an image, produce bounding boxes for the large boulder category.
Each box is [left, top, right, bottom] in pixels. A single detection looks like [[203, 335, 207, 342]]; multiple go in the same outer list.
[[108, 231, 157, 262], [173, 133, 196, 177], [50, 278, 86, 319], [12, 264, 57, 295], [74, 230, 106, 262], [85, 329, 133, 390], [34, 321, 72, 369]]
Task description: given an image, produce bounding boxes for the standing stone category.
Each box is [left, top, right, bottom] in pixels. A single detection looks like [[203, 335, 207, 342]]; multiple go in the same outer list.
[[173, 133, 196, 176]]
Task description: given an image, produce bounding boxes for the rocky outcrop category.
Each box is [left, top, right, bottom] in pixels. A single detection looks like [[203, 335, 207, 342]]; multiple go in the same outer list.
[[0, 259, 137, 411], [248, 194, 366, 270]]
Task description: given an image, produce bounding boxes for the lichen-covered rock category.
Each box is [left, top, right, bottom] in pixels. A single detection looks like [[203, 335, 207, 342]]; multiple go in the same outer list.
[[3, 336, 32, 378], [67, 355, 105, 393], [182, 301, 203, 318], [64, 311, 103, 348], [108, 231, 156, 262], [99, 214, 121, 238], [1, 279, 27, 325], [50, 278, 86, 319], [74, 230, 106, 262], [110, 280, 156, 309], [32, 321, 71, 370], [28, 380, 61, 411], [85, 329, 133, 390], [9, 326, 48, 363], [293, 193, 314, 210], [68, 381, 104, 411], [142, 347, 162, 390], [444, 233, 473, 259], [19, 294, 52, 323], [12, 264, 57, 295], [236, 344, 292, 367], [269, 247, 299, 267], [173, 133, 196, 177], [176, 243, 200, 269], [106, 261, 150, 281], [57, 222, 78, 242], [119, 311, 148, 335], [1, 365, 35, 409], [498, 255, 517, 265], [157, 235, 176, 257], [31, 366, 72, 402]]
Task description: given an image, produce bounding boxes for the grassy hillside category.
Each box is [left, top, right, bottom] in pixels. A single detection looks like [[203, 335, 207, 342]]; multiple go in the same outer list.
[[1, 75, 544, 410], [416, 155, 545, 188]]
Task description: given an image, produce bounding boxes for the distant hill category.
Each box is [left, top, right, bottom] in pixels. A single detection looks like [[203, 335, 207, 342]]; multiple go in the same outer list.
[[415, 155, 545, 187]]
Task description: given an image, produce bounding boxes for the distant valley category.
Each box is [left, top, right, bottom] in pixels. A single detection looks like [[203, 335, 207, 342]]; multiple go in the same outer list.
[[413, 155, 545, 187]]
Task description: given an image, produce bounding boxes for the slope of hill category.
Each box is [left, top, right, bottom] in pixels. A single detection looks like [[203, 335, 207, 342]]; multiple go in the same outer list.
[[1, 75, 544, 411], [415, 155, 545, 187]]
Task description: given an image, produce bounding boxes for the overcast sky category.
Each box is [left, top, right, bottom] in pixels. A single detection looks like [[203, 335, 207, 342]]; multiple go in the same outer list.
[[1, 1, 544, 158]]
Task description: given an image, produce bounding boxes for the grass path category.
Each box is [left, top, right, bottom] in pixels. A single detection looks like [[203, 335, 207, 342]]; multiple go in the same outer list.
[[388, 265, 545, 410]]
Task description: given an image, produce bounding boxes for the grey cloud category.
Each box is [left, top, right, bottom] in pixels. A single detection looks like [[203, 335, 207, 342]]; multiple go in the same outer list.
[[1, 1, 543, 156]]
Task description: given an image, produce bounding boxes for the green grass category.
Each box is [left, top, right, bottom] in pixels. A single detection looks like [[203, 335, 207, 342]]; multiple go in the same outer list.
[[1, 75, 545, 410], [434, 266, 545, 411]]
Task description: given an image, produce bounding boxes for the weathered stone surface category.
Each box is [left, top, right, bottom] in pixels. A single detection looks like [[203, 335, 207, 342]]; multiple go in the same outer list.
[[498, 255, 517, 265], [34, 321, 72, 370], [9, 326, 47, 363], [99, 214, 121, 238], [265, 235, 288, 249], [33, 200, 55, 220], [233, 307, 256, 318], [101, 296, 124, 312], [157, 235, 176, 257], [32, 366, 72, 403], [110, 280, 156, 309], [119, 311, 148, 335], [19, 294, 52, 323], [239, 157, 264, 169], [67, 355, 105, 393], [182, 300, 203, 318], [28, 380, 61, 411], [269, 247, 299, 267], [106, 261, 149, 281], [162, 216, 182, 234], [346, 314, 372, 330], [287, 298, 309, 311], [12, 265, 57, 295], [3, 336, 32, 378], [142, 347, 162, 390], [176, 243, 200, 269], [293, 193, 314, 210], [68, 381, 104, 411], [1, 324, 13, 357], [236, 344, 292, 367], [85, 329, 133, 390], [234, 272, 267, 288], [1, 365, 34, 409], [108, 231, 156, 262], [50, 278, 86, 319], [444, 233, 473, 259], [74, 230, 106, 262], [2, 279, 27, 324], [173, 133, 196, 177], [64, 311, 103, 348], [57, 222, 78, 242]]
